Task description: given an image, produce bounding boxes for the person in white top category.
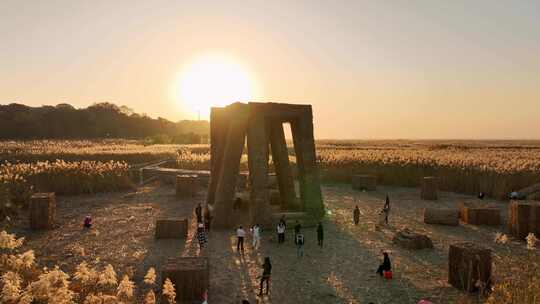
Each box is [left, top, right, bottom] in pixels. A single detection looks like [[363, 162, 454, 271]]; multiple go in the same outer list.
[[251, 224, 261, 249], [236, 226, 246, 253], [277, 222, 286, 244]]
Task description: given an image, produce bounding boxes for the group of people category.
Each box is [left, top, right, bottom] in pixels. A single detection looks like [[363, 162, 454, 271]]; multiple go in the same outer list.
[[353, 194, 391, 226]]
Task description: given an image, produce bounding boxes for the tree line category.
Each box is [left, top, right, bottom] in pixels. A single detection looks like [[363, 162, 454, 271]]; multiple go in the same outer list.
[[0, 102, 209, 143]]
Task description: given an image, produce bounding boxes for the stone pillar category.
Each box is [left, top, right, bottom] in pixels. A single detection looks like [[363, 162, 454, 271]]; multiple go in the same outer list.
[[448, 242, 492, 292], [291, 108, 324, 218], [176, 174, 198, 198], [421, 176, 439, 200], [207, 107, 230, 205], [269, 120, 298, 210], [161, 257, 209, 303], [213, 103, 249, 228], [247, 113, 273, 227], [29, 192, 56, 230]]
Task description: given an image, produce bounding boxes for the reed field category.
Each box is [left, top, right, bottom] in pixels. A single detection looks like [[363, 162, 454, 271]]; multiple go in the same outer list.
[[2, 139, 540, 202]]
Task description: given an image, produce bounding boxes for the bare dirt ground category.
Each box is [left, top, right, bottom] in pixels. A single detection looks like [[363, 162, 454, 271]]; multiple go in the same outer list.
[[3, 182, 534, 304]]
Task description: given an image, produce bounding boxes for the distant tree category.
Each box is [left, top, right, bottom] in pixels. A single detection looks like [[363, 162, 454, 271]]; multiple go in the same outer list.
[[0, 102, 209, 142]]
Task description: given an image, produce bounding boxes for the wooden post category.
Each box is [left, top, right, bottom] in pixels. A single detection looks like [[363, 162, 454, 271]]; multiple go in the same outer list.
[[448, 242, 492, 292], [508, 201, 540, 239], [269, 120, 298, 210], [213, 103, 249, 229], [247, 110, 273, 227], [421, 176, 439, 200], [176, 174, 198, 198], [291, 109, 324, 218], [29, 192, 55, 230], [207, 107, 230, 206], [161, 257, 209, 303], [155, 218, 188, 239]]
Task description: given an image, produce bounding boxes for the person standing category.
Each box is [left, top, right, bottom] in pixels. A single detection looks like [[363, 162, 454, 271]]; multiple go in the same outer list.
[[294, 220, 302, 245], [258, 257, 272, 296], [353, 206, 360, 225], [195, 203, 203, 223], [204, 205, 213, 231], [236, 226, 246, 253], [317, 222, 324, 248], [251, 224, 261, 249], [383, 195, 390, 225], [296, 232, 305, 257], [277, 222, 285, 244], [197, 223, 207, 249]]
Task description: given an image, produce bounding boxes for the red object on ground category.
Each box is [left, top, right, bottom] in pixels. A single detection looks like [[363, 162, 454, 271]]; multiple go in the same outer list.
[[418, 300, 433, 304], [383, 270, 392, 279]]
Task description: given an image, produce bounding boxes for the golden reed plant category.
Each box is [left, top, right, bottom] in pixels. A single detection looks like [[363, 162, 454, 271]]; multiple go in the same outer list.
[[0, 231, 177, 304]]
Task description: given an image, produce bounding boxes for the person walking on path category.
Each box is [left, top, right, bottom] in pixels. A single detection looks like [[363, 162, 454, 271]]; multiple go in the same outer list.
[[258, 257, 272, 296], [294, 220, 302, 245], [317, 222, 324, 248], [195, 203, 203, 223], [376, 251, 392, 276], [251, 224, 261, 249], [83, 215, 92, 228], [197, 223, 207, 250], [236, 226, 246, 253], [353, 206, 360, 225], [296, 232, 305, 257], [277, 222, 285, 244], [204, 205, 213, 231], [383, 195, 390, 225]]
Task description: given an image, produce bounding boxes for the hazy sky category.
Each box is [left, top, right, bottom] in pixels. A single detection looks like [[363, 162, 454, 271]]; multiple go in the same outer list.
[[1, 0, 539, 139]]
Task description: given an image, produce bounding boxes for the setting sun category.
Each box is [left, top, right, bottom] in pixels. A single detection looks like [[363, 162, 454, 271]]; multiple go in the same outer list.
[[176, 54, 256, 118]]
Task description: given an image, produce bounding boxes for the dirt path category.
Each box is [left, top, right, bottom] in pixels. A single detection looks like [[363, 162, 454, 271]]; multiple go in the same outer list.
[[2, 182, 535, 303]]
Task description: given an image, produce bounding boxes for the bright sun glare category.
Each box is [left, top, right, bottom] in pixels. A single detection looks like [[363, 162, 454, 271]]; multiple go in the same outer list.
[[177, 54, 255, 118]]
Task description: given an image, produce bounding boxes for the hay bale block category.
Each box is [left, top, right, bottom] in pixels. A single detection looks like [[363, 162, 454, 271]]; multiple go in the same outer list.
[[161, 257, 209, 303], [176, 175, 198, 198], [392, 228, 433, 250], [421, 176, 438, 200], [424, 208, 459, 226], [508, 201, 540, 239], [352, 174, 376, 191], [459, 202, 500, 226], [29, 192, 56, 230], [155, 218, 188, 239], [448, 242, 492, 292]]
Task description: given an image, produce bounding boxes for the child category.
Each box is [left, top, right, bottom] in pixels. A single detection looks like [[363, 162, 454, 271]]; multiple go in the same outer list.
[[258, 257, 272, 296], [83, 215, 92, 228]]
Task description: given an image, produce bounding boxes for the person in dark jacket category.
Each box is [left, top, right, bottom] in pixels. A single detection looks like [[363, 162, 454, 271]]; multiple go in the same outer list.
[[294, 220, 302, 244], [317, 222, 324, 248], [383, 195, 390, 224], [376, 251, 391, 276], [258, 257, 272, 296], [195, 203, 203, 223], [353, 206, 360, 225]]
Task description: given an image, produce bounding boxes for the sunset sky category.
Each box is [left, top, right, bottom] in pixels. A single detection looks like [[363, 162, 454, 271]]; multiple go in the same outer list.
[[1, 1, 539, 139]]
